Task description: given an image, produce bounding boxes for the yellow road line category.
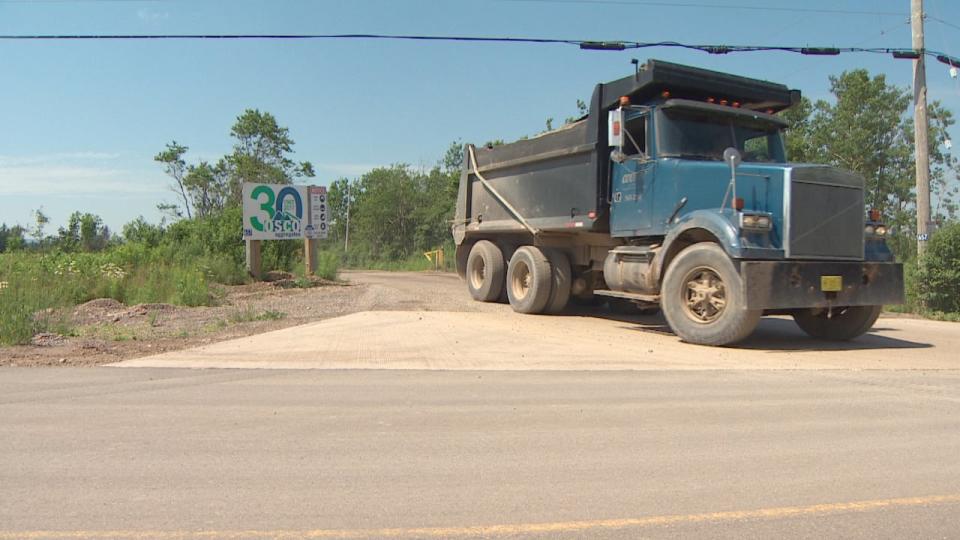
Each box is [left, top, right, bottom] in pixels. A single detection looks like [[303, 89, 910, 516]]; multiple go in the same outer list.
[[4, 493, 960, 539]]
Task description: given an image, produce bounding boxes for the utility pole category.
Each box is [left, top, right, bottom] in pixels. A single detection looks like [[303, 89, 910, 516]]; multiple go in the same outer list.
[[344, 181, 351, 252], [912, 0, 932, 257]]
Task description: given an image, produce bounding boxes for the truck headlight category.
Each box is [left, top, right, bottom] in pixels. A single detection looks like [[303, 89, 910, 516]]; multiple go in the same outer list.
[[740, 213, 772, 230]]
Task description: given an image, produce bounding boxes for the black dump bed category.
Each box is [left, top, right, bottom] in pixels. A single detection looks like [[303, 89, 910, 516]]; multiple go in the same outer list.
[[453, 59, 799, 244]]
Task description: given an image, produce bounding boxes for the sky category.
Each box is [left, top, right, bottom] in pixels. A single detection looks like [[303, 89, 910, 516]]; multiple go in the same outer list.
[[1, 0, 960, 233]]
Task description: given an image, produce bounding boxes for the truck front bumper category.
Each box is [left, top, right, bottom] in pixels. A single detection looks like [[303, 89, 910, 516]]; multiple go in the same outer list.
[[741, 261, 904, 310]]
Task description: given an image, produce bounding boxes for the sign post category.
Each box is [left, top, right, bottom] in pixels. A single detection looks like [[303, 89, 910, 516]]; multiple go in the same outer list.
[[242, 183, 328, 278], [245, 239, 262, 279]]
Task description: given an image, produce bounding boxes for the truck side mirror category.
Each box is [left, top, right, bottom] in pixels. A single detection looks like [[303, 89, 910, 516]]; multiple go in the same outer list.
[[608, 109, 625, 148], [723, 147, 742, 168]]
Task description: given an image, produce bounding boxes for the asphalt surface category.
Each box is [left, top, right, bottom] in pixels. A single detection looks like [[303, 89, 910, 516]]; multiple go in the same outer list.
[[3, 272, 960, 539], [2, 368, 960, 539]]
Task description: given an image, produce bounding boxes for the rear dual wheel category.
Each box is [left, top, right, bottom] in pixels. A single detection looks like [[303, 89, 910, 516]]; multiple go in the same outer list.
[[466, 241, 505, 302], [506, 246, 571, 314], [467, 242, 571, 314]]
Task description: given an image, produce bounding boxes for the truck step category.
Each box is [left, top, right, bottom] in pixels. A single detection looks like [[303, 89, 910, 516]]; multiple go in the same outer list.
[[593, 289, 660, 303]]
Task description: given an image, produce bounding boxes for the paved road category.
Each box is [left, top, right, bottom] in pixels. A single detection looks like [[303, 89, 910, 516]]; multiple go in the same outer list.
[[2, 367, 960, 539], [4, 272, 960, 538]]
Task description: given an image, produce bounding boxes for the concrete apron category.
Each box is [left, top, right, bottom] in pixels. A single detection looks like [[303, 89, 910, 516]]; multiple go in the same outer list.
[[110, 311, 960, 371]]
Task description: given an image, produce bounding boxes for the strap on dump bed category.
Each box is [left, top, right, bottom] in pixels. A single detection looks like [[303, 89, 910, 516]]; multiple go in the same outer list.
[[467, 144, 540, 237]]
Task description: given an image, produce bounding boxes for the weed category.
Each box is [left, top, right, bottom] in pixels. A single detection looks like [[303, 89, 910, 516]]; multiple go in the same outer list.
[[228, 307, 286, 323], [316, 251, 340, 280], [203, 319, 228, 332]]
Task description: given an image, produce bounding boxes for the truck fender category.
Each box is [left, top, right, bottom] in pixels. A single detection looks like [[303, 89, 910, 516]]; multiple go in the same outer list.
[[655, 210, 742, 282]]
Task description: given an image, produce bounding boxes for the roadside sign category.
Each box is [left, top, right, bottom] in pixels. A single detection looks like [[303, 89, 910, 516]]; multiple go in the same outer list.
[[307, 186, 328, 239], [242, 183, 328, 240]]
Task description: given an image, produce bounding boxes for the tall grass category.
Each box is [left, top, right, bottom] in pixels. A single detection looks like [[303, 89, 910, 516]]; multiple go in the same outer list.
[[316, 251, 340, 281], [0, 250, 227, 344]]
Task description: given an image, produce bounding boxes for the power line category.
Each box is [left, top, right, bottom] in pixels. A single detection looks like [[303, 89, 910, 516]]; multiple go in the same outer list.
[[2, 31, 959, 65], [927, 14, 960, 33], [498, 0, 905, 17]]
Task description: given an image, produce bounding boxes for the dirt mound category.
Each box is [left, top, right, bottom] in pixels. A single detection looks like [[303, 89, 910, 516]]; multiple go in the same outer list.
[[126, 303, 177, 317], [78, 298, 124, 311]]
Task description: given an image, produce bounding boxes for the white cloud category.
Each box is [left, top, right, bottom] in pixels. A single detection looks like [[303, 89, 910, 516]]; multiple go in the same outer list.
[[0, 152, 165, 195], [0, 165, 165, 195], [0, 152, 121, 167]]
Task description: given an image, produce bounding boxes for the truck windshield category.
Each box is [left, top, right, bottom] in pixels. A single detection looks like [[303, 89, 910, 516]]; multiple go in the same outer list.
[[657, 108, 786, 163]]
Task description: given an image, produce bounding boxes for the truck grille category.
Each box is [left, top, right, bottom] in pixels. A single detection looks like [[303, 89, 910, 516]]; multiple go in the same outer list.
[[786, 166, 865, 260]]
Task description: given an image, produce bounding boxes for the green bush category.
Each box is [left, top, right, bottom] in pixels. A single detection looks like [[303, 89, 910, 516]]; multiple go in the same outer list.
[[173, 267, 211, 307], [915, 222, 960, 313], [316, 251, 340, 281]]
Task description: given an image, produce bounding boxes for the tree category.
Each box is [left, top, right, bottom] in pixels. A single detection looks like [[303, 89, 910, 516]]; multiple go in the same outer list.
[[56, 212, 110, 252], [326, 177, 355, 244], [225, 109, 315, 203], [155, 141, 192, 219], [0, 224, 26, 253], [30, 207, 49, 249], [915, 222, 960, 312], [122, 217, 165, 247], [781, 69, 958, 258], [184, 159, 230, 218], [781, 96, 815, 162]]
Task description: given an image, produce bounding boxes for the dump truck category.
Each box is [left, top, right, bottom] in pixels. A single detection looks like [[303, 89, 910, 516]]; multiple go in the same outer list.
[[452, 59, 904, 346]]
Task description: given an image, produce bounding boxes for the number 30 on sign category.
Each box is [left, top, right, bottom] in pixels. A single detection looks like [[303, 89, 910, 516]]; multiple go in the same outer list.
[[242, 183, 328, 241]]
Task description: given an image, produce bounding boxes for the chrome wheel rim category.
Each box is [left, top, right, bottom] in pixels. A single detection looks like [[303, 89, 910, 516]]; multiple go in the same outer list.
[[680, 267, 727, 324]]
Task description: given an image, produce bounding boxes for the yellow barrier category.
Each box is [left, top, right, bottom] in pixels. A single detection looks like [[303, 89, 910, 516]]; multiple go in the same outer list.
[[423, 248, 445, 271]]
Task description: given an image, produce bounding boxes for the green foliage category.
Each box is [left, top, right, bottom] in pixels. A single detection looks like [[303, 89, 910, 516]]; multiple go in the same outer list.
[[326, 141, 461, 268], [914, 222, 960, 313], [155, 141, 192, 219], [30, 208, 50, 247], [225, 109, 315, 202], [0, 250, 220, 344], [563, 99, 589, 125], [184, 159, 230, 218], [782, 70, 957, 259], [316, 251, 339, 281], [0, 224, 26, 253], [122, 217, 164, 248], [56, 212, 111, 252], [0, 276, 53, 345]]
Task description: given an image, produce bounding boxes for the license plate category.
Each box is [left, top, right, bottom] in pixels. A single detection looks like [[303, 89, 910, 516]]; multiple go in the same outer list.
[[820, 275, 842, 292]]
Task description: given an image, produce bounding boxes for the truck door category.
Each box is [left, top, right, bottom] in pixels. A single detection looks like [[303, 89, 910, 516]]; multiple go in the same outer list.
[[611, 113, 655, 237]]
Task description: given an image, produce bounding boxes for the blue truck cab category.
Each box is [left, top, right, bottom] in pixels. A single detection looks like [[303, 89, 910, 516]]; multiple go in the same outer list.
[[453, 59, 904, 346]]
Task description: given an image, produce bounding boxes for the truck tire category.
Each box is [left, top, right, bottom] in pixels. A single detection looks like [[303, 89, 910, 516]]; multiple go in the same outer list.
[[792, 305, 882, 341], [544, 249, 571, 314], [466, 241, 505, 302], [661, 243, 761, 346], [507, 246, 553, 314]]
